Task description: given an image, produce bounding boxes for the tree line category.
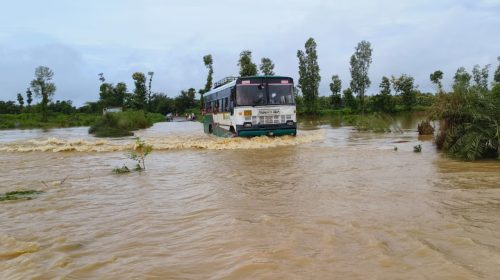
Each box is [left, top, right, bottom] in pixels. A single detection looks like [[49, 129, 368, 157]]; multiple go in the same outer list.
[[2, 40, 499, 119]]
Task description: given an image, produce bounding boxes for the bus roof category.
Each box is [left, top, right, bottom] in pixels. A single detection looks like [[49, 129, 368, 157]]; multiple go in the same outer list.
[[239, 75, 293, 80], [204, 76, 294, 100]]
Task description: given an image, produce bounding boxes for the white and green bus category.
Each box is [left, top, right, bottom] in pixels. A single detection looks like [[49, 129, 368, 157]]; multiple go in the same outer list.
[[203, 76, 297, 137]]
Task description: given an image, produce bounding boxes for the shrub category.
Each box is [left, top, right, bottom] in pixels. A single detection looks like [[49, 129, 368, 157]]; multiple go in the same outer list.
[[89, 110, 152, 137], [429, 88, 499, 160], [417, 120, 435, 135]]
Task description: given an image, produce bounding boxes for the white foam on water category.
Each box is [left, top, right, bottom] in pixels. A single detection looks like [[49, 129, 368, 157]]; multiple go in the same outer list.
[[0, 130, 325, 153]]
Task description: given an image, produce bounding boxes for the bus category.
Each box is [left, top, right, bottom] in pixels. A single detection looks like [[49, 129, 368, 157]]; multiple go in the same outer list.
[[203, 76, 296, 137]]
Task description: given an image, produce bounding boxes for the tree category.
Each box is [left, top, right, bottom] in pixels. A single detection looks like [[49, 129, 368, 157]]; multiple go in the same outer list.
[[238, 50, 258, 76], [26, 88, 33, 109], [430, 70, 444, 93], [147, 71, 154, 111], [259, 57, 275, 75], [349, 40, 373, 114], [115, 82, 127, 107], [30, 66, 56, 121], [472, 64, 490, 92], [495, 56, 500, 84], [132, 72, 147, 110], [297, 37, 321, 114], [392, 74, 416, 110], [175, 88, 197, 113], [342, 88, 357, 109], [98, 82, 115, 108], [453, 67, 471, 92], [329, 75, 342, 107], [17, 93, 24, 109], [199, 54, 214, 109], [98, 73, 106, 83], [371, 76, 395, 113]]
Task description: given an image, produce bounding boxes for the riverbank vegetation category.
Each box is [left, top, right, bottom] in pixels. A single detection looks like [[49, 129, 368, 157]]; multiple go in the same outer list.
[[1, 38, 498, 160]]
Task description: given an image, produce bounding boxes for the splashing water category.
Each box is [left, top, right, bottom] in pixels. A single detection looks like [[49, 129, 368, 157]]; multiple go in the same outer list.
[[0, 130, 325, 153]]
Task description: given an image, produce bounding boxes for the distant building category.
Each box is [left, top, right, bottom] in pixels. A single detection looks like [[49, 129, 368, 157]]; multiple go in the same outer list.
[[103, 107, 123, 115]]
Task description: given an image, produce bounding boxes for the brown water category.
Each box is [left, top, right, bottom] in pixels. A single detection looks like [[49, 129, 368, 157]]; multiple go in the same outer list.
[[1, 116, 500, 279]]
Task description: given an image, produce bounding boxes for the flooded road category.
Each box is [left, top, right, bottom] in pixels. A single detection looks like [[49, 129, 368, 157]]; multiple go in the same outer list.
[[1, 117, 500, 279]]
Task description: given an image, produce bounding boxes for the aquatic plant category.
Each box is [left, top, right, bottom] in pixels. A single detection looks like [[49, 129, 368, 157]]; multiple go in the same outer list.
[[112, 165, 130, 174], [128, 138, 153, 171], [413, 144, 422, 153], [0, 190, 44, 201]]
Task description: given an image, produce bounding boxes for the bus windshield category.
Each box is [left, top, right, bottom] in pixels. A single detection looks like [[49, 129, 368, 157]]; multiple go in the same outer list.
[[268, 84, 294, 105], [236, 85, 266, 106], [236, 83, 294, 106]]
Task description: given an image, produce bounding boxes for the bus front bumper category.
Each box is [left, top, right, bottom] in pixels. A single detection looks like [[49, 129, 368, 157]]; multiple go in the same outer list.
[[236, 123, 297, 137]]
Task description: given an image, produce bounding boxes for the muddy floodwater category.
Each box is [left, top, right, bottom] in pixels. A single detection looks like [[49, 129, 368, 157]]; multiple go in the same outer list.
[[1, 115, 500, 279]]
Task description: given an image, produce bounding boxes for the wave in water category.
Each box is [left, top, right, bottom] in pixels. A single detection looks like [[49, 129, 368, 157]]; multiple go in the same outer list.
[[0, 130, 325, 153]]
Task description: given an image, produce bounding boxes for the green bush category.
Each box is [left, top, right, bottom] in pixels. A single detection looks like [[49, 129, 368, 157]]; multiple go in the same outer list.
[[89, 110, 152, 137]]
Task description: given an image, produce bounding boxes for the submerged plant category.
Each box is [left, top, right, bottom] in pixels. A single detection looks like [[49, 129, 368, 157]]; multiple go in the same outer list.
[[0, 190, 44, 201], [414, 144, 422, 153], [112, 165, 130, 174], [128, 138, 153, 171]]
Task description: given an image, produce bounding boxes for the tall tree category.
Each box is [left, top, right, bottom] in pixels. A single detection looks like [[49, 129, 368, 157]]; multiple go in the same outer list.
[[30, 66, 56, 121], [98, 73, 106, 83], [98, 82, 115, 108], [349, 40, 373, 114], [472, 64, 490, 92], [115, 82, 127, 107], [297, 37, 321, 114], [329, 75, 342, 107], [132, 72, 147, 110], [259, 57, 275, 75], [495, 56, 500, 84], [200, 54, 214, 109], [238, 50, 258, 76], [17, 93, 24, 109], [392, 74, 416, 109], [430, 70, 444, 93], [453, 67, 471, 92], [26, 88, 33, 109], [147, 71, 154, 111], [371, 76, 395, 113]]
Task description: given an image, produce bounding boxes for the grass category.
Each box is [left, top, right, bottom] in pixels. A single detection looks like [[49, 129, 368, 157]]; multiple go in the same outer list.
[[0, 113, 99, 129], [0, 190, 45, 201], [89, 110, 165, 137]]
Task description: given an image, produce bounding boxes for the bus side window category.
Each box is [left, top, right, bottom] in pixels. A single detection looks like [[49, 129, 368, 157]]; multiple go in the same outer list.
[[224, 98, 229, 112]]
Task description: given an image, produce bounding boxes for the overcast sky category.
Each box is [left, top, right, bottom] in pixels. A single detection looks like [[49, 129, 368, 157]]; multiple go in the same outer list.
[[0, 0, 499, 106]]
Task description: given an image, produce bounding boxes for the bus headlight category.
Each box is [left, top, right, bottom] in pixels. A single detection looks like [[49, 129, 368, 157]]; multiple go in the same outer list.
[[243, 122, 252, 128], [286, 120, 294, 126]]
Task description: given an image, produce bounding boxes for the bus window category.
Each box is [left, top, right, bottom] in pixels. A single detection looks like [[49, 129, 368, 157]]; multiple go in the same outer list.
[[236, 84, 266, 106], [224, 98, 229, 112]]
